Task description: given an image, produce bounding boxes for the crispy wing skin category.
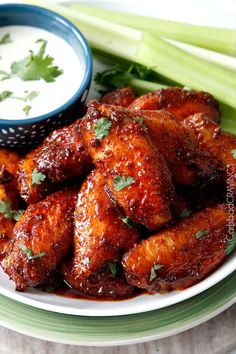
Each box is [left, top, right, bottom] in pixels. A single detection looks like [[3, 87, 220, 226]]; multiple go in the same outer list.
[[81, 101, 175, 230], [0, 148, 21, 178], [123, 204, 234, 292], [128, 88, 220, 123], [17, 120, 92, 204], [0, 184, 20, 257], [101, 87, 137, 107], [2, 187, 78, 291], [183, 114, 236, 196], [139, 110, 221, 186], [64, 265, 135, 299], [63, 170, 139, 284]]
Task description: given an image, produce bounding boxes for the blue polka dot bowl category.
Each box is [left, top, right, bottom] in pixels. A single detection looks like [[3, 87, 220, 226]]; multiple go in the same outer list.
[[0, 4, 92, 148]]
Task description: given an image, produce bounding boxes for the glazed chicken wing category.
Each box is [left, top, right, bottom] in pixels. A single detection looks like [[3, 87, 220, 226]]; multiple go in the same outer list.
[[63, 170, 139, 284], [2, 187, 78, 291], [64, 264, 135, 299], [0, 147, 21, 182], [101, 87, 137, 107], [81, 101, 174, 230], [123, 204, 234, 292], [139, 110, 221, 186], [128, 87, 220, 123], [183, 114, 236, 196], [0, 184, 21, 257], [17, 120, 92, 204]]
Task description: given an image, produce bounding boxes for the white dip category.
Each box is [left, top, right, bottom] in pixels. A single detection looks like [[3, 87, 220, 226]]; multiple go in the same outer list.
[[0, 25, 83, 119]]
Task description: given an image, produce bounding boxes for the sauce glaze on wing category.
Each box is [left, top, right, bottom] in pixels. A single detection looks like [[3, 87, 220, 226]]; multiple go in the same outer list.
[[64, 170, 139, 282], [123, 204, 234, 292], [81, 101, 175, 230], [128, 87, 220, 123], [2, 187, 78, 291], [17, 120, 92, 204], [64, 265, 135, 299], [139, 110, 221, 186], [183, 114, 236, 196], [101, 87, 137, 107]]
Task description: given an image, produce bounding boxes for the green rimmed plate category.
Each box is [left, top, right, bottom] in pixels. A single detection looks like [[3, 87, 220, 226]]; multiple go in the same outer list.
[[0, 272, 235, 346]]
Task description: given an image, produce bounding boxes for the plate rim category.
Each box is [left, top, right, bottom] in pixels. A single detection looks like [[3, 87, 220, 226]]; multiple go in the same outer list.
[[0, 252, 235, 317], [0, 272, 235, 346]]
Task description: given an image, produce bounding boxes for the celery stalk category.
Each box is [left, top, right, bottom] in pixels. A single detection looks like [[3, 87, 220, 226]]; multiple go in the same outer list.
[[67, 3, 236, 56], [24, 1, 236, 110]]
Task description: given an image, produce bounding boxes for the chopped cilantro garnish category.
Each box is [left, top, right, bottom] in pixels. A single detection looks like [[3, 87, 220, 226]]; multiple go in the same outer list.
[[195, 229, 209, 239], [122, 216, 137, 229], [31, 169, 46, 186], [225, 232, 236, 255], [13, 90, 39, 102], [23, 105, 32, 117], [0, 90, 13, 102], [150, 264, 163, 282], [113, 175, 135, 191], [3, 39, 63, 82], [108, 262, 118, 277], [180, 208, 192, 219], [231, 149, 236, 159], [20, 244, 46, 261], [93, 117, 111, 139], [0, 199, 24, 221], [0, 33, 12, 45], [134, 116, 148, 132]]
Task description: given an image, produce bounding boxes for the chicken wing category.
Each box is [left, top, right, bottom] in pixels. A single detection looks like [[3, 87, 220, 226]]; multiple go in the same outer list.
[[123, 204, 234, 292], [63, 170, 139, 287], [139, 110, 221, 186], [0, 147, 21, 181], [64, 264, 135, 299], [101, 87, 137, 107], [183, 114, 236, 196], [81, 101, 175, 230], [2, 187, 78, 291], [17, 120, 92, 204], [0, 184, 21, 257], [128, 87, 220, 123]]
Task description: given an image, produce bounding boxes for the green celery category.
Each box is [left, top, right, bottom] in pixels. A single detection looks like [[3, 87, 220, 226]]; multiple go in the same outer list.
[[24, 2, 236, 110], [67, 3, 236, 56]]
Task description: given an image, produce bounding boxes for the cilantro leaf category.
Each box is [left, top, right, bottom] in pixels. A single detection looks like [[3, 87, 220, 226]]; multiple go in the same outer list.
[[231, 149, 236, 159], [113, 175, 135, 191], [31, 169, 46, 186], [0, 33, 12, 45], [0, 90, 13, 102], [122, 216, 137, 229], [23, 105, 32, 117], [195, 229, 209, 239], [108, 262, 118, 277], [225, 232, 236, 255], [150, 264, 163, 282], [10, 40, 63, 82], [93, 117, 111, 139], [180, 208, 192, 219], [0, 200, 24, 221], [94, 63, 153, 93], [20, 244, 46, 260], [13, 90, 39, 102], [134, 116, 148, 132]]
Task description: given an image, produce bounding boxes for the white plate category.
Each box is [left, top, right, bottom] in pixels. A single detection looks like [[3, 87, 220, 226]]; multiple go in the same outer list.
[[0, 0, 235, 317]]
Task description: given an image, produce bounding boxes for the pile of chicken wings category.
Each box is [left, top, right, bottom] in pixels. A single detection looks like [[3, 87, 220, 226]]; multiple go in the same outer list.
[[0, 87, 235, 299]]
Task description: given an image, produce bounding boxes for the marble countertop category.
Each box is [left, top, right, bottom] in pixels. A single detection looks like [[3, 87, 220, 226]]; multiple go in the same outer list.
[[0, 304, 235, 354]]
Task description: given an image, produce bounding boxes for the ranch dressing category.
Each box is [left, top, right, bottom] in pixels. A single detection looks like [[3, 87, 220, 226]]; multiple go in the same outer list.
[[0, 25, 83, 119]]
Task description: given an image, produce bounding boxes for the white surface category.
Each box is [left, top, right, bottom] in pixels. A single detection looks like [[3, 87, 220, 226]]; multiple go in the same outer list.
[[0, 25, 83, 119]]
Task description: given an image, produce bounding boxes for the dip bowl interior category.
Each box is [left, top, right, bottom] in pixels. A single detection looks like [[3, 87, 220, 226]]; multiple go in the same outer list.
[[0, 3, 92, 148]]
